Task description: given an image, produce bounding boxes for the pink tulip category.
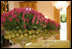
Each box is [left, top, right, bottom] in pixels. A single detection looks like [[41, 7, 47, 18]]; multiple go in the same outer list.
[[27, 19, 29, 22], [44, 25, 47, 27], [51, 21, 55, 24], [1, 18, 6, 23], [23, 24, 26, 29], [22, 16, 24, 19], [1, 24, 3, 26], [14, 14, 17, 18], [9, 18, 12, 22], [26, 10, 30, 14], [41, 23, 44, 26], [16, 19, 19, 22], [41, 17, 45, 21], [12, 13, 14, 16], [32, 20, 34, 24], [38, 16, 40, 20], [18, 10, 21, 14], [33, 15, 36, 20], [23, 12, 25, 17], [36, 21, 39, 24], [45, 19, 48, 24], [1, 17, 3, 22], [12, 16, 15, 19], [23, 18, 26, 22]]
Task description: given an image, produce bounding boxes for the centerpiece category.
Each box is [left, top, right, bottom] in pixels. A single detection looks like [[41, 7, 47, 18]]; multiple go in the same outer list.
[[1, 7, 60, 47]]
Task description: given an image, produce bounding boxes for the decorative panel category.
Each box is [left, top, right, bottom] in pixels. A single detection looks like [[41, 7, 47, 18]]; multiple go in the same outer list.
[[54, 7, 60, 40], [54, 7, 60, 24], [67, 4, 71, 41], [1, 1, 9, 15], [19, 1, 37, 10]]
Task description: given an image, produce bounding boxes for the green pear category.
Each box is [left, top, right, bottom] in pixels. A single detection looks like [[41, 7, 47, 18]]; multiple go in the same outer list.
[[36, 31, 39, 34], [5, 31, 10, 35], [4, 35, 9, 39], [32, 34, 36, 38], [13, 30, 17, 34], [24, 33, 28, 37], [8, 35, 11, 40], [9, 31, 13, 35], [20, 34, 24, 39], [29, 31, 32, 35], [45, 29, 47, 32], [24, 29, 28, 33], [33, 30, 36, 34], [31, 30, 35, 34], [18, 29, 23, 34], [16, 33, 20, 37], [11, 34, 15, 38], [37, 29, 41, 32], [29, 35, 32, 39]]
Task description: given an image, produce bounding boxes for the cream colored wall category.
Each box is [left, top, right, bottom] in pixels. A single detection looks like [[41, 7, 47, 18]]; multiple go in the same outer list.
[[37, 1, 54, 20], [8, 1, 54, 20], [8, 1, 15, 10], [8, 1, 19, 11]]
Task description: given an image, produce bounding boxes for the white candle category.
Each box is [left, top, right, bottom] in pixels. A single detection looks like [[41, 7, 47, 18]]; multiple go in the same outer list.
[[29, 8, 31, 11], [26, 8, 28, 11], [45, 16, 48, 19], [26, 43, 32, 46]]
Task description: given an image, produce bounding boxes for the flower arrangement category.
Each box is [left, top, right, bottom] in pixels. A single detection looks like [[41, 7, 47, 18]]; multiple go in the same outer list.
[[1, 8, 60, 46], [1, 8, 60, 31]]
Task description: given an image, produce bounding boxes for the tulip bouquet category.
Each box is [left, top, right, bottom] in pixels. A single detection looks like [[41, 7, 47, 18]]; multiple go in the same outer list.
[[1, 8, 60, 47], [1, 8, 60, 31]]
